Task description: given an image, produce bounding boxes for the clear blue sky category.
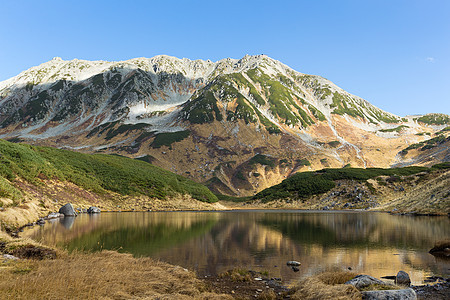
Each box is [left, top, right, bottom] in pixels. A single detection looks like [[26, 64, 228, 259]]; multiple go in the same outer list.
[[1, 0, 449, 116]]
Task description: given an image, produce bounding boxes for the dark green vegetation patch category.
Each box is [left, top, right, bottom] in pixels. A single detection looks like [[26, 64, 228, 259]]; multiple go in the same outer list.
[[415, 113, 450, 125], [379, 125, 409, 133], [150, 130, 190, 148], [435, 126, 450, 135], [400, 135, 450, 155], [183, 91, 222, 124], [248, 154, 276, 168], [253, 164, 450, 203], [87, 122, 151, 140], [0, 139, 217, 204]]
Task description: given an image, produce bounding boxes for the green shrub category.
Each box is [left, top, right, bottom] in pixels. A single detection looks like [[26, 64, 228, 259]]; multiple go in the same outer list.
[[296, 158, 311, 166], [252, 164, 440, 203], [379, 125, 409, 133], [249, 154, 275, 168], [0, 139, 217, 203], [415, 113, 450, 125], [150, 131, 190, 148]]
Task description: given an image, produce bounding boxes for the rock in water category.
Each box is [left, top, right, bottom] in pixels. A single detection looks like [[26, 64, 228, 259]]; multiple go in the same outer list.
[[396, 270, 411, 286], [286, 261, 301, 266], [59, 203, 77, 217], [87, 206, 101, 214], [46, 212, 62, 219], [362, 288, 417, 300]]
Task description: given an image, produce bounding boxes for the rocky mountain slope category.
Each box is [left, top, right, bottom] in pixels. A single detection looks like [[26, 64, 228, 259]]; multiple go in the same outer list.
[[0, 55, 448, 196]]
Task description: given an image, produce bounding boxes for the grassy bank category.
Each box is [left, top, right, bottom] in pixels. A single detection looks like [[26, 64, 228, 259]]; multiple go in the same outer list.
[[0, 250, 230, 299], [0, 139, 217, 205], [253, 163, 450, 203]]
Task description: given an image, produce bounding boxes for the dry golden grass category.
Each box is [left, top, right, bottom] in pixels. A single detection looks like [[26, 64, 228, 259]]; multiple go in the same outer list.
[[218, 268, 253, 282], [290, 271, 362, 300], [0, 250, 231, 300]]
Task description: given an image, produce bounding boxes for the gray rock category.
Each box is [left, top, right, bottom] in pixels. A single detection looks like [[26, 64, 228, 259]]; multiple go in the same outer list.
[[3, 254, 19, 261], [396, 270, 411, 286], [46, 212, 62, 219], [345, 274, 390, 289], [36, 218, 45, 225], [59, 203, 77, 217], [361, 288, 417, 300], [87, 206, 101, 214], [286, 261, 301, 266]]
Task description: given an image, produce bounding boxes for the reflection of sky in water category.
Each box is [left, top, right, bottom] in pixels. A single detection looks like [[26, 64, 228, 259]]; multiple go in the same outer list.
[[24, 210, 450, 285]]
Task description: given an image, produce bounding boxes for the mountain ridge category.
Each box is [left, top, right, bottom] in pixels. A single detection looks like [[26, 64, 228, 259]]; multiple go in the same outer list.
[[0, 54, 448, 196]]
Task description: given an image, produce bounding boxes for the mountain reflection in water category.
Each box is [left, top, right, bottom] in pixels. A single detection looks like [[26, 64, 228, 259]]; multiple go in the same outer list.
[[24, 210, 449, 285]]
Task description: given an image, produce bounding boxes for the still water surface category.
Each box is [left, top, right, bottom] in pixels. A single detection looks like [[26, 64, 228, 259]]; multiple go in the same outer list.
[[24, 210, 449, 285]]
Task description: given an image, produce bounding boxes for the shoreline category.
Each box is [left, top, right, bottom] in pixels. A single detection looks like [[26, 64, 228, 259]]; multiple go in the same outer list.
[[9, 205, 448, 238]]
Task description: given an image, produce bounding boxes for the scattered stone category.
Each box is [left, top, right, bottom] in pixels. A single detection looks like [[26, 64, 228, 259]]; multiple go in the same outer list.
[[2, 254, 19, 261], [46, 212, 62, 219], [291, 266, 300, 272], [254, 277, 263, 281], [396, 270, 411, 286], [412, 279, 450, 299], [36, 218, 45, 225], [87, 206, 101, 214], [361, 288, 417, 300], [59, 203, 77, 217], [286, 261, 301, 266], [345, 274, 391, 289]]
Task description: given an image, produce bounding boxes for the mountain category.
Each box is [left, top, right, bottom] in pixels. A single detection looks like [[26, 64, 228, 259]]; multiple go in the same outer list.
[[0, 55, 449, 196]]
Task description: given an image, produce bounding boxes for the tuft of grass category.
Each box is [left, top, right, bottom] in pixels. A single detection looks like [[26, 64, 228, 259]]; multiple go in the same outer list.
[[219, 268, 253, 282], [316, 271, 358, 285], [290, 271, 361, 300]]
